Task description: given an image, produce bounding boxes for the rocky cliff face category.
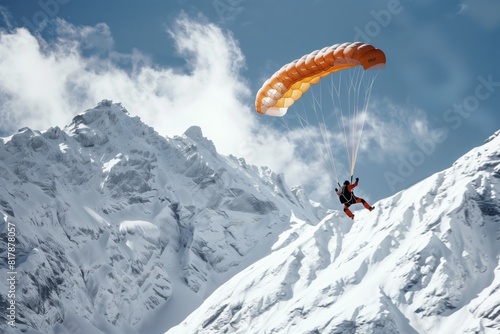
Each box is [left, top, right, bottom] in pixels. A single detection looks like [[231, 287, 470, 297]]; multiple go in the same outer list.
[[0, 100, 325, 334]]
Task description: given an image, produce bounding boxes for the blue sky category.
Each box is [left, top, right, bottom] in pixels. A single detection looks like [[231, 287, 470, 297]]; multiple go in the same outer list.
[[0, 0, 499, 207]]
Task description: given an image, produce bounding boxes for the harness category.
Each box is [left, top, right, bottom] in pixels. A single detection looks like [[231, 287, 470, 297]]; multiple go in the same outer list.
[[338, 185, 354, 204]]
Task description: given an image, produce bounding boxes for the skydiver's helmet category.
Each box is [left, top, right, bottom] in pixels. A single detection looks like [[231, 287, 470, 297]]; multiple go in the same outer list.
[[343, 180, 350, 186]]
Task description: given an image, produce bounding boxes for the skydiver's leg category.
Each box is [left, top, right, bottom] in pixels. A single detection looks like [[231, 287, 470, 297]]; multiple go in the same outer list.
[[343, 204, 354, 219], [356, 198, 374, 211]]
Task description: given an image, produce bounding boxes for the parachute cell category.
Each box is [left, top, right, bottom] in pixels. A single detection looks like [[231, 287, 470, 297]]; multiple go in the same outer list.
[[255, 42, 386, 116]]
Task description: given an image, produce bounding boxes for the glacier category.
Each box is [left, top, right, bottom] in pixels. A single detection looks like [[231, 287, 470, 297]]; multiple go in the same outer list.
[[0, 101, 499, 334]]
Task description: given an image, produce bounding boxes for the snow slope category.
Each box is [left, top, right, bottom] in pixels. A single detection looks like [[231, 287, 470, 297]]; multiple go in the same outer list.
[[168, 130, 500, 334], [0, 101, 326, 334]]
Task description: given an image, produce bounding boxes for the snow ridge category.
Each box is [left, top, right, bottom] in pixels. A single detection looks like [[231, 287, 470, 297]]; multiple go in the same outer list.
[[168, 129, 500, 334]]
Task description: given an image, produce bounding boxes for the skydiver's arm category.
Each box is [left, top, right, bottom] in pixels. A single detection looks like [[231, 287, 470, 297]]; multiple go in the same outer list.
[[348, 179, 358, 192]]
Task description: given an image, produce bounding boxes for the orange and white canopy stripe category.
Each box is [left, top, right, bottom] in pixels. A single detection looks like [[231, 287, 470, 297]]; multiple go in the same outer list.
[[255, 42, 386, 116]]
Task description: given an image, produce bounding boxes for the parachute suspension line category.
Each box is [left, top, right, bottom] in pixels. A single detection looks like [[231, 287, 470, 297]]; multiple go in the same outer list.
[[350, 69, 379, 176], [328, 66, 379, 179], [277, 92, 340, 184], [348, 69, 356, 177], [329, 72, 352, 177], [303, 90, 338, 181], [349, 66, 365, 177], [349, 67, 362, 177], [311, 89, 340, 183]]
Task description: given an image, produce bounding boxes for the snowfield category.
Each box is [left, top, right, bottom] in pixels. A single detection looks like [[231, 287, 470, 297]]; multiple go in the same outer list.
[[0, 101, 499, 334]]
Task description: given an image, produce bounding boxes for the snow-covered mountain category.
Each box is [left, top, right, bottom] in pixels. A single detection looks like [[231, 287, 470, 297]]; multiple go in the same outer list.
[[0, 101, 327, 334], [1, 101, 499, 334], [168, 130, 500, 334]]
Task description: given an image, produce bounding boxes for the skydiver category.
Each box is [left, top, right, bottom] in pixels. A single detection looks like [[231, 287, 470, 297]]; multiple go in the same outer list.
[[335, 177, 374, 220]]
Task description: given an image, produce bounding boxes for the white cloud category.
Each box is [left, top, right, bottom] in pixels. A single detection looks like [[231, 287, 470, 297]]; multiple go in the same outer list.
[[0, 28, 83, 130], [55, 19, 114, 54], [0, 15, 334, 202], [360, 98, 443, 162], [247, 124, 339, 202], [0, 14, 429, 206], [0, 15, 253, 154]]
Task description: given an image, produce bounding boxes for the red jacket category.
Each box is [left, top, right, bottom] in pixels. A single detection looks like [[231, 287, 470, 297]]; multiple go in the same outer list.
[[336, 180, 358, 196], [347, 180, 358, 193]]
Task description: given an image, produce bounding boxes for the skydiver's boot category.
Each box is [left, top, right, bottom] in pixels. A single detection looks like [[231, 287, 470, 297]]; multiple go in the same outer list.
[[360, 199, 374, 211], [344, 206, 354, 220]]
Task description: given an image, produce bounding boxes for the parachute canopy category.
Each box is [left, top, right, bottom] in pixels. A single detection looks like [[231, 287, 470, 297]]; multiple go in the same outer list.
[[255, 42, 386, 116]]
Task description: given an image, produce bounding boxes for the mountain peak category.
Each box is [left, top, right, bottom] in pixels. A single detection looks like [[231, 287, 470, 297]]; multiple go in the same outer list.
[[64, 100, 158, 148], [69, 99, 129, 127], [183, 125, 217, 154], [485, 129, 500, 144], [450, 127, 500, 176]]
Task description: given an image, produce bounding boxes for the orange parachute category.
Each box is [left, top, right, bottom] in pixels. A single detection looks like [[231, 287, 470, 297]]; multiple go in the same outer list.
[[255, 42, 386, 116]]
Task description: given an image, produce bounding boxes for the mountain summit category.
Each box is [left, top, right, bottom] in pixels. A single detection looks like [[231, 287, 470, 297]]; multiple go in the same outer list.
[[1, 101, 499, 334]]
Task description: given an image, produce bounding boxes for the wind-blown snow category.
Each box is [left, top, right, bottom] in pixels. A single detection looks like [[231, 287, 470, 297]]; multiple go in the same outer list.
[[1, 100, 499, 334]]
